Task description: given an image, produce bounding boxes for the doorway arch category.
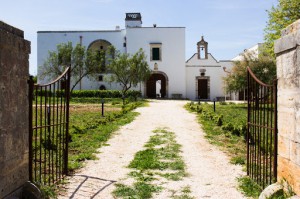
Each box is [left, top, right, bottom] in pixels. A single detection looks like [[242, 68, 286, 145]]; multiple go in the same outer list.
[[145, 71, 168, 98]]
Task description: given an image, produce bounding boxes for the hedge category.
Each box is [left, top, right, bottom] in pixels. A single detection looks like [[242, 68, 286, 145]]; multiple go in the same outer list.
[[35, 89, 142, 98]]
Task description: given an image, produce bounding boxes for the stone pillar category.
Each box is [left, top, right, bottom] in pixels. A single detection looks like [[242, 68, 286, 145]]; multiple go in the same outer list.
[[275, 19, 300, 195], [0, 21, 31, 198]]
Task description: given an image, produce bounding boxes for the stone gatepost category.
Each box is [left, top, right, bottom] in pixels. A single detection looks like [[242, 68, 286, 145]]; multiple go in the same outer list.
[[275, 19, 300, 195], [0, 22, 31, 198]]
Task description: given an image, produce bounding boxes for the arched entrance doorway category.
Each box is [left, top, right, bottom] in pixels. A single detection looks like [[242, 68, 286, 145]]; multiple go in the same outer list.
[[146, 72, 168, 98]]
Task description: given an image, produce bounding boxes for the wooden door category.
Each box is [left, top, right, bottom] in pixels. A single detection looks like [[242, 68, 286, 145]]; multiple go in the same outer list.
[[146, 80, 156, 98], [198, 79, 208, 99]]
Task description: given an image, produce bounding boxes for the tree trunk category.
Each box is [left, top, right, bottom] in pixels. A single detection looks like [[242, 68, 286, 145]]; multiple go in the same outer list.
[[70, 72, 88, 96]]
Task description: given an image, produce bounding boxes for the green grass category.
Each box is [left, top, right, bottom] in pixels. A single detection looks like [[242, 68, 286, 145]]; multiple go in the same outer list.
[[34, 182, 58, 199], [268, 190, 285, 199], [267, 188, 295, 199], [237, 176, 262, 198], [114, 182, 162, 199], [186, 102, 251, 197], [33, 96, 140, 109], [113, 128, 192, 199], [186, 102, 247, 166], [46, 99, 147, 198], [236, 176, 293, 199], [70, 97, 125, 106], [128, 128, 186, 174], [170, 186, 194, 199], [186, 102, 293, 198], [68, 100, 146, 172]]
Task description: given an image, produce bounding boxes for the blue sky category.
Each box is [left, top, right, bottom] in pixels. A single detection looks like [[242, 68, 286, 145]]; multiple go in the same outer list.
[[2, 0, 278, 75]]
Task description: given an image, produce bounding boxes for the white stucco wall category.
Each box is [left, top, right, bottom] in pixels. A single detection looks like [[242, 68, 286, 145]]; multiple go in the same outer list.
[[126, 27, 186, 98], [37, 27, 186, 97], [231, 43, 263, 61], [37, 30, 126, 88], [70, 74, 123, 91], [186, 53, 233, 100]]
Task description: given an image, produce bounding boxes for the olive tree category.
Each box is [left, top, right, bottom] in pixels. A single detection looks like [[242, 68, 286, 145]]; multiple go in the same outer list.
[[106, 47, 151, 104], [223, 52, 276, 94], [39, 42, 104, 93]]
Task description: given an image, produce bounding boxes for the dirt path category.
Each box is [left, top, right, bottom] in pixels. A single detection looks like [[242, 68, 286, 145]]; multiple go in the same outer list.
[[59, 100, 246, 199]]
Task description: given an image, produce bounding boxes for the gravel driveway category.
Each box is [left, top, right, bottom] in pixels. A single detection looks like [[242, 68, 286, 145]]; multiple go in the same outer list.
[[59, 100, 246, 199]]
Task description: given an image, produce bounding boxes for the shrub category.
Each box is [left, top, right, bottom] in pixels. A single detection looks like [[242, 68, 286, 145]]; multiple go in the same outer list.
[[219, 101, 227, 105], [203, 111, 214, 120], [214, 115, 223, 126], [53, 90, 142, 98], [195, 105, 202, 113], [239, 123, 247, 139], [112, 101, 120, 105], [221, 123, 247, 136], [232, 127, 241, 136], [222, 123, 234, 131], [34, 89, 53, 97]]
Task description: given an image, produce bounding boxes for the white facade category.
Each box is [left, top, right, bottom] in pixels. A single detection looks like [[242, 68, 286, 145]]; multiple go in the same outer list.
[[228, 43, 264, 101], [232, 43, 263, 61], [126, 27, 186, 98], [37, 13, 234, 100], [186, 53, 233, 100]]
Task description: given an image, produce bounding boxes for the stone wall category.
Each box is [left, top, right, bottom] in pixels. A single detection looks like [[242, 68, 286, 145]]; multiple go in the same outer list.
[[275, 19, 300, 195], [0, 21, 31, 198]]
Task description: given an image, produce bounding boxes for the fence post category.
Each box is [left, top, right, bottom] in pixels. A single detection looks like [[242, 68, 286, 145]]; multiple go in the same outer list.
[[64, 67, 71, 176], [28, 76, 34, 182], [273, 78, 278, 181], [47, 106, 51, 133], [213, 99, 216, 112], [246, 69, 250, 176], [101, 98, 105, 117]]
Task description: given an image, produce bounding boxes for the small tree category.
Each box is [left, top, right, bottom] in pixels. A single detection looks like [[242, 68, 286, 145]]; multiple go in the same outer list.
[[106, 47, 151, 104], [223, 52, 276, 94], [39, 42, 104, 93], [263, 0, 300, 58]]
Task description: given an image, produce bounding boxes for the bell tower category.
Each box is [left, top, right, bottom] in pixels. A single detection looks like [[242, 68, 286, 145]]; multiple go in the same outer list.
[[197, 36, 208, 59], [125, 13, 142, 28]]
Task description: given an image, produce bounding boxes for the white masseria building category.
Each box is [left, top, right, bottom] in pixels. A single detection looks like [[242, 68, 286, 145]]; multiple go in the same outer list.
[[37, 13, 234, 100]]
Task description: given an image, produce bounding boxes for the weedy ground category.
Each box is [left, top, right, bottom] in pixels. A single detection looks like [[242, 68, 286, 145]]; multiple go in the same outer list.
[[113, 128, 194, 199]]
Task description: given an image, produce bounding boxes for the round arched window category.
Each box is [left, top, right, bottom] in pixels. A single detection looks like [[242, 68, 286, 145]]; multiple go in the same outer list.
[[88, 40, 112, 51], [88, 40, 113, 73]]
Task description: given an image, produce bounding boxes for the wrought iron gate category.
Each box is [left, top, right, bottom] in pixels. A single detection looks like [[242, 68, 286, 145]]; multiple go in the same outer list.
[[28, 67, 70, 185], [247, 67, 277, 188]]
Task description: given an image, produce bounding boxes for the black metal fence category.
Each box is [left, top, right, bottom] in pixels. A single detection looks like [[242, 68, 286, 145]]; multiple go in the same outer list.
[[28, 67, 70, 186], [247, 67, 277, 188]]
